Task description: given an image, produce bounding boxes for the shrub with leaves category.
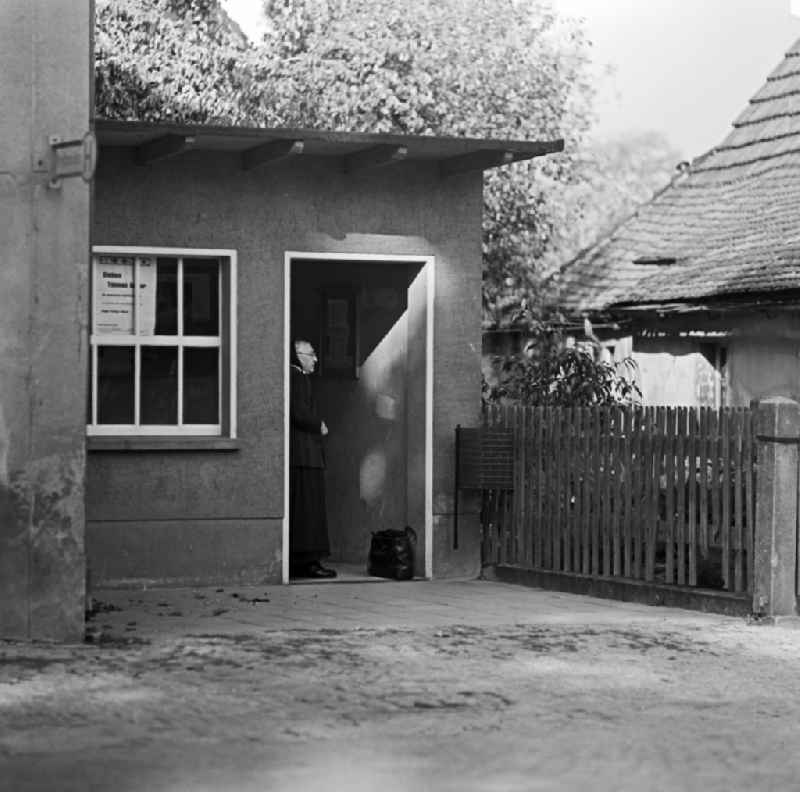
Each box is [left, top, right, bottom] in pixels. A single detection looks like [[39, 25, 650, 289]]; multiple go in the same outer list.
[[484, 320, 641, 407]]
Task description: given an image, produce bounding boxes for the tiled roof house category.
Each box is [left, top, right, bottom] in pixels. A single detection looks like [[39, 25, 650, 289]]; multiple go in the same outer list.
[[556, 37, 800, 408]]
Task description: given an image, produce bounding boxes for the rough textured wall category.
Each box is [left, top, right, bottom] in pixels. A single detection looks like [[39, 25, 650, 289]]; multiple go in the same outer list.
[[633, 338, 716, 406], [86, 518, 282, 588], [90, 150, 484, 583], [717, 313, 800, 406], [0, 1, 90, 641], [632, 314, 800, 408], [728, 339, 800, 407]]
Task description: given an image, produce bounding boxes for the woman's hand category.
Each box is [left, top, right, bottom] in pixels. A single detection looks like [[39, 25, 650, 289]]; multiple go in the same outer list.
[[320, 421, 329, 436]]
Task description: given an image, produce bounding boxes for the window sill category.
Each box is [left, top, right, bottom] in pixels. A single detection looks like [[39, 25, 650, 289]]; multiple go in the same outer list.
[[87, 436, 239, 452]]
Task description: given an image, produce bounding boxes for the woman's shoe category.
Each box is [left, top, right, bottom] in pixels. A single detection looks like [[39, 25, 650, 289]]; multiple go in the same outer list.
[[307, 561, 337, 578]]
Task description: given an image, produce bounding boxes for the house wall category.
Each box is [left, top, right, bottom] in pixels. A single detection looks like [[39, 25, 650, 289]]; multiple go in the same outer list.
[[88, 148, 483, 585], [633, 337, 719, 406], [726, 314, 800, 406], [628, 313, 800, 408], [0, 1, 90, 641]]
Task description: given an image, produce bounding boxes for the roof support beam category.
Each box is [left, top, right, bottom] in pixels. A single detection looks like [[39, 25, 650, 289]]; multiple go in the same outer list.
[[135, 134, 194, 166], [241, 139, 304, 170], [344, 144, 408, 174], [439, 139, 565, 176], [440, 149, 515, 177]]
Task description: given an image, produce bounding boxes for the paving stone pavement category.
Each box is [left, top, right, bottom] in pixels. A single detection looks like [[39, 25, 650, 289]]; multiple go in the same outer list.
[[2, 579, 800, 792]]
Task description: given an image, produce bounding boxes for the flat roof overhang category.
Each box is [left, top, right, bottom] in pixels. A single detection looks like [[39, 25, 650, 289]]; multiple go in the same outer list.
[[94, 119, 564, 175]]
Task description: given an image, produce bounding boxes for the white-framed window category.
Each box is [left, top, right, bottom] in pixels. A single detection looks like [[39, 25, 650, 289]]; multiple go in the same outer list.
[[88, 246, 237, 437]]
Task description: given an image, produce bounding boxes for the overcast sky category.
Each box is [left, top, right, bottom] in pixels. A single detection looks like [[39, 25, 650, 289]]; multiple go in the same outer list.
[[223, 0, 800, 160], [556, 0, 800, 158]]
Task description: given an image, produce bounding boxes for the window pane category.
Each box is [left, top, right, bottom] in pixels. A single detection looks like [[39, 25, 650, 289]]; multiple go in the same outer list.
[[155, 258, 178, 335], [184, 348, 219, 424], [141, 346, 178, 425], [97, 346, 134, 424], [183, 259, 219, 336]]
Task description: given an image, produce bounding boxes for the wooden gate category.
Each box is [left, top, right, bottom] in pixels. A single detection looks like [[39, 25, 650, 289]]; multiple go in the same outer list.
[[481, 405, 757, 593]]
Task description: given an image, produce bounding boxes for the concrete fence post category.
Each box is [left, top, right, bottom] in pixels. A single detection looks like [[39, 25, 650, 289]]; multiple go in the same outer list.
[[753, 397, 800, 620]]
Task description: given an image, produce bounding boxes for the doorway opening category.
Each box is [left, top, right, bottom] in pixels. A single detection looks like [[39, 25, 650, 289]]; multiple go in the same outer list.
[[283, 252, 434, 583]]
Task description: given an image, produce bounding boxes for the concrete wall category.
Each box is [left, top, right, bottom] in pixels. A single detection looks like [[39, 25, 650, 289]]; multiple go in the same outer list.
[[0, 1, 90, 640], [89, 148, 484, 584]]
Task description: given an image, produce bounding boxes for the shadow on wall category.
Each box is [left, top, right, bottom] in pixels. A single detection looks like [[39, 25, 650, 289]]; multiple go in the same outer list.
[[321, 311, 409, 563]]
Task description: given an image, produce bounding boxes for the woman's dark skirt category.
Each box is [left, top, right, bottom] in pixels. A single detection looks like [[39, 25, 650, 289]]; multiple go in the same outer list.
[[290, 466, 330, 565]]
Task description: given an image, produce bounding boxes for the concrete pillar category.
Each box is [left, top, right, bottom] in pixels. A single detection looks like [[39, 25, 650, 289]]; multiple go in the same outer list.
[[0, 1, 91, 641], [753, 397, 800, 619]]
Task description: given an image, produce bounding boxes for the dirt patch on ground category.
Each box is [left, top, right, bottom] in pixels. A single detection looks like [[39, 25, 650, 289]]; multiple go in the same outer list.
[[3, 615, 800, 791]]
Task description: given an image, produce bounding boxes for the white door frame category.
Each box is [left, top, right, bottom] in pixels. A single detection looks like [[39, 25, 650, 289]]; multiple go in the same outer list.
[[283, 251, 435, 583]]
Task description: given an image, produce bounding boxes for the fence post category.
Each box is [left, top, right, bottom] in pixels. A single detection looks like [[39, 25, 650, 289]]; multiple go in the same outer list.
[[753, 398, 800, 619]]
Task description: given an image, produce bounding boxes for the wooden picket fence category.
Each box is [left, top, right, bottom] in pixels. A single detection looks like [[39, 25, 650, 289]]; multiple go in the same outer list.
[[481, 405, 757, 593]]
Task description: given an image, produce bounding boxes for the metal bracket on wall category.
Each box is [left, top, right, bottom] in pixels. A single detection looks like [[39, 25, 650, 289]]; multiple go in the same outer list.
[[46, 132, 97, 189]]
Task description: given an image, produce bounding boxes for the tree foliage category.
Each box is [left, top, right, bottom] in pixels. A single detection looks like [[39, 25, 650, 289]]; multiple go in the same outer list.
[[258, 0, 591, 139], [96, 0, 592, 135], [95, 0, 267, 123], [563, 131, 682, 258], [483, 320, 641, 407]]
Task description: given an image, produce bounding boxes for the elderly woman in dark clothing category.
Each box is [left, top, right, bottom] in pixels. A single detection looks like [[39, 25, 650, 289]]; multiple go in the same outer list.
[[290, 339, 336, 579]]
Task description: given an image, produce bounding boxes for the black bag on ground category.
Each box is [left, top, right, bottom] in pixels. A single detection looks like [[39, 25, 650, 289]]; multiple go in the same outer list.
[[367, 526, 417, 580]]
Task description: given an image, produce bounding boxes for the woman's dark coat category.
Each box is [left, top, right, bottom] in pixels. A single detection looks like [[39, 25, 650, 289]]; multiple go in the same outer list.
[[289, 365, 330, 561], [290, 367, 325, 469]]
